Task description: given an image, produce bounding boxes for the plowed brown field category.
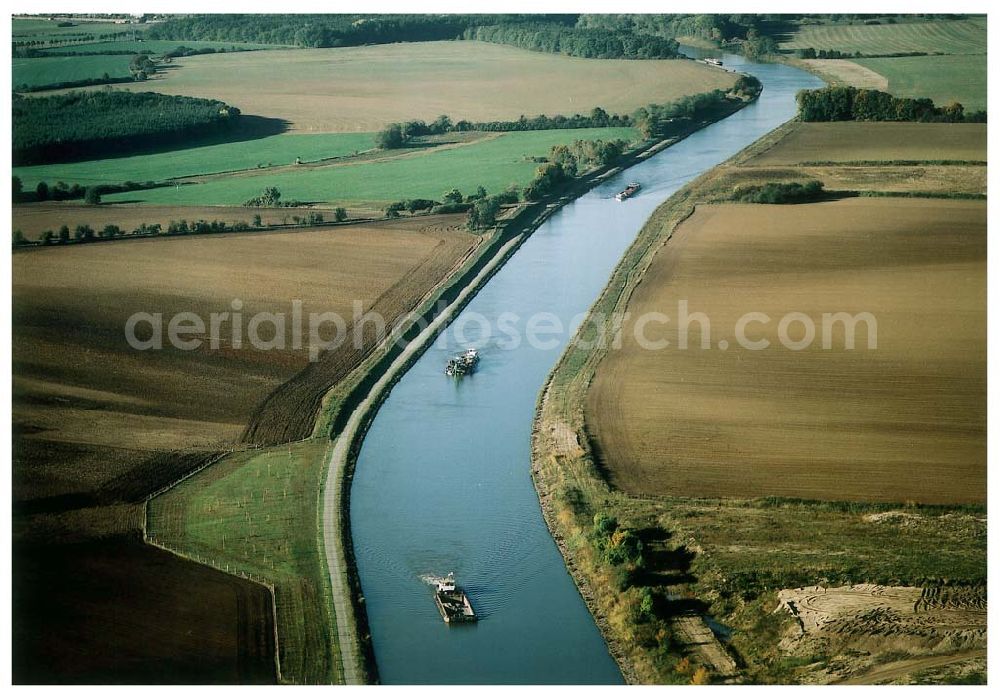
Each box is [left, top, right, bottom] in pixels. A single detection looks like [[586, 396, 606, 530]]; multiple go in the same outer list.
[[11, 215, 477, 682], [587, 198, 985, 504], [744, 122, 986, 165]]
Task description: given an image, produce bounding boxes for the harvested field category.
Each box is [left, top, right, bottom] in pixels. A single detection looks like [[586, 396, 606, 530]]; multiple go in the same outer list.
[[11, 203, 359, 241], [13, 215, 477, 504], [12, 215, 476, 683], [798, 59, 888, 91], [100, 41, 735, 132], [743, 122, 987, 166], [13, 540, 276, 684], [587, 198, 985, 504]]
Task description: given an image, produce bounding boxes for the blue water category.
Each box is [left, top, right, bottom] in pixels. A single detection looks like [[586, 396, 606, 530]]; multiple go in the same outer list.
[[349, 52, 823, 684]]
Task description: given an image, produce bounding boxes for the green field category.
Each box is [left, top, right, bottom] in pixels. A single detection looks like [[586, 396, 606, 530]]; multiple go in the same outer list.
[[12, 18, 141, 41], [148, 441, 339, 684], [102, 127, 639, 206], [13, 54, 132, 88], [780, 17, 986, 55], [14, 132, 375, 188], [857, 54, 987, 112]]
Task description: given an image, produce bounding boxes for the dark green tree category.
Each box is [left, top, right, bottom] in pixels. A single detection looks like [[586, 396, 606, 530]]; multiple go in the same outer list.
[[375, 123, 405, 149]]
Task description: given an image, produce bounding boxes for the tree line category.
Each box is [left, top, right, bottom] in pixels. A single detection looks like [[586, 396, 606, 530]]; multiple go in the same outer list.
[[12, 177, 161, 204], [797, 86, 986, 122], [373, 81, 759, 152], [148, 13, 682, 59], [12, 91, 242, 165], [524, 138, 628, 200], [461, 23, 681, 59], [146, 14, 562, 48], [13, 209, 353, 248], [373, 108, 634, 149]]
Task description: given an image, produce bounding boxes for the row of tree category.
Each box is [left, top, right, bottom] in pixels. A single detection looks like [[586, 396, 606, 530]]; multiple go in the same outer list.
[[374, 79, 760, 152], [149, 13, 681, 59], [632, 83, 759, 139], [13, 91, 241, 165], [797, 86, 986, 122], [461, 23, 681, 59], [13, 209, 351, 248], [373, 108, 636, 150], [146, 14, 560, 48], [13, 177, 160, 204]]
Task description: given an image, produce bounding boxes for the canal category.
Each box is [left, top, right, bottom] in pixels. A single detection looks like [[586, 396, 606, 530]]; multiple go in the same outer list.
[[349, 51, 823, 684]]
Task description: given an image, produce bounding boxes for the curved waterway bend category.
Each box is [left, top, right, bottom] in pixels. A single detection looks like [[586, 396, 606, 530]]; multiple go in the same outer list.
[[349, 52, 823, 684]]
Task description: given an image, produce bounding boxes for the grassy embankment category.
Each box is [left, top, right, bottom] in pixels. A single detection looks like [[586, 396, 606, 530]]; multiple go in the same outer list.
[[779, 17, 987, 112], [532, 120, 986, 684]]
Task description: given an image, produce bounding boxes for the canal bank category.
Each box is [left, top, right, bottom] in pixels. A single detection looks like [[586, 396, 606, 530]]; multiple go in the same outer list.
[[315, 87, 759, 684], [342, 52, 822, 684]]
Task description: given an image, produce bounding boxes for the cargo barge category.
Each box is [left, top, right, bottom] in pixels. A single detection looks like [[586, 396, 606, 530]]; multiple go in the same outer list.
[[445, 348, 480, 377], [434, 574, 477, 623], [615, 182, 641, 201]]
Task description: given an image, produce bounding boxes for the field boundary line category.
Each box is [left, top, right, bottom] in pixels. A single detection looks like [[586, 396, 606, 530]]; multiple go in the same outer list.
[[143, 537, 284, 682]]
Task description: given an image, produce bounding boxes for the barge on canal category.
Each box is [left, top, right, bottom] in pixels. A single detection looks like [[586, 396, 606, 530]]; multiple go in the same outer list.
[[615, 182, 641, 201], [445, 348, 480, 377], [434, 574, 477, 623]]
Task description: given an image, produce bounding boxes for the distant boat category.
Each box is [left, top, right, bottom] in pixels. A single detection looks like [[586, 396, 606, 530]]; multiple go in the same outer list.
[[433, 574, 477, 623], [445, 348, 480, 377], [704, 58, 723, 67], [615, 182, 641, 201]]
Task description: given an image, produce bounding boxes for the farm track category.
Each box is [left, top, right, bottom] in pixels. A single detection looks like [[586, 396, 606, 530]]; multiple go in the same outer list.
[[834, 649, 986, 685]]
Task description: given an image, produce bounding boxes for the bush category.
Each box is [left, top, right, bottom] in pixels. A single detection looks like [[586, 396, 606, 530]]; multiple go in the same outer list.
[[405, 198, 438, 213], [732, 180, 825, 204], [467, 195, 502, 230], [243, 186, 282, 207], [442, 188, 464, 204], [375, 123, 406, 149], [431, 202, 472, 214], [84, 187, 101, 205], [334, 207, 348, 222]]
